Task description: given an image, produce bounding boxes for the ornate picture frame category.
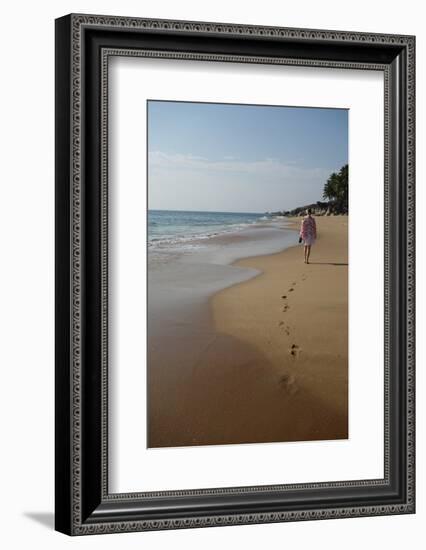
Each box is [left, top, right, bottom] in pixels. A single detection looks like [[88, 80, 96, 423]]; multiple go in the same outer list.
[[55, 14, 415, 535]]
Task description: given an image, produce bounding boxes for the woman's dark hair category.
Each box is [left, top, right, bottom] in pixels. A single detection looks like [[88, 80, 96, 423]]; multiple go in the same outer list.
[[307, 208, 312, 215]]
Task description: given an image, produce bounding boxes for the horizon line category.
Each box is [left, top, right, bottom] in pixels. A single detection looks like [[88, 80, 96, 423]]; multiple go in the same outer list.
[[148, 208, 267, 215]]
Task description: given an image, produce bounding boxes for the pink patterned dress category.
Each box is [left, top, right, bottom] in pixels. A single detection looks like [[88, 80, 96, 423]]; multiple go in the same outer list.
[[300, 216, 317, 246]]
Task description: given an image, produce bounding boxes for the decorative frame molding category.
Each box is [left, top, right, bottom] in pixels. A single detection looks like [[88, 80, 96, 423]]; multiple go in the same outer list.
[[55, 14, 415, 535]]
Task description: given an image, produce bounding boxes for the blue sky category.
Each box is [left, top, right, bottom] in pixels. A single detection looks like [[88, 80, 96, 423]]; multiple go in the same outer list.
[[148, 100, 348, 213]]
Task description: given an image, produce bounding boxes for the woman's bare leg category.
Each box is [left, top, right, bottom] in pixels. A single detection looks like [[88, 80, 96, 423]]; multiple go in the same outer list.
[[304, 245, 308, 263], [306, 245, 312, 264]]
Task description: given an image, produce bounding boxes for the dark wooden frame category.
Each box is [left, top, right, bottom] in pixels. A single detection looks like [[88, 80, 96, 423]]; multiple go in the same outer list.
[[55, 13, 415, 535]]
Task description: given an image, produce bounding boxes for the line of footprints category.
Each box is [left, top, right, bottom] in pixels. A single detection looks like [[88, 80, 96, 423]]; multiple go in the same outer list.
[[278, 275, 307, 359]]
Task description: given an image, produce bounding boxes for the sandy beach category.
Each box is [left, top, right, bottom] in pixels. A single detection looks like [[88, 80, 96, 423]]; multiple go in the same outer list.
[[148, 216, 348, 448]]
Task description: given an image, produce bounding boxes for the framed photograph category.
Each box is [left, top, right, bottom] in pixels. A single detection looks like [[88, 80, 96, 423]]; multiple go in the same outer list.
[[55, 14, 415, 535]]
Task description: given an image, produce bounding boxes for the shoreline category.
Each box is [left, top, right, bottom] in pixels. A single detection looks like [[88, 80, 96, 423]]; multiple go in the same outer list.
[[148, 216, 348, 448]]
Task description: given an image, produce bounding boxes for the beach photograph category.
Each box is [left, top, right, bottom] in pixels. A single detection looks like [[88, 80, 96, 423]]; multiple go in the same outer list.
[[147, 100, 349, 448]]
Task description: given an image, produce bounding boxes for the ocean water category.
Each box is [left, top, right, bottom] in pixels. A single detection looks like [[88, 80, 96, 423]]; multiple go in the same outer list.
[[147, 208, 299, 323], [148, 209, 268, 248], [148, 208, 298, 271]]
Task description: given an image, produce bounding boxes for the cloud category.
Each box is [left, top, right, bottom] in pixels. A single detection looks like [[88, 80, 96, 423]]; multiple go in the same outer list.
[[147, 151, 335, 212], [148, 151, 326, 180]]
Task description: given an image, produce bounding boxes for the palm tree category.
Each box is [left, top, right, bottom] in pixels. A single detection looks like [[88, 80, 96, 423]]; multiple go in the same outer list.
[[323, 164, 348, 210], [323, 172, 340, 201]]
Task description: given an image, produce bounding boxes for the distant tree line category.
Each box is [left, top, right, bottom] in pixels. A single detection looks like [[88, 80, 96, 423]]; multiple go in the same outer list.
[[322, 164, 348, 211]]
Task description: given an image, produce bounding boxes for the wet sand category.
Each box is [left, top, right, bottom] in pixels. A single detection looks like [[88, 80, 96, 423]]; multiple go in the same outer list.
[[148, 216, 348, 447]]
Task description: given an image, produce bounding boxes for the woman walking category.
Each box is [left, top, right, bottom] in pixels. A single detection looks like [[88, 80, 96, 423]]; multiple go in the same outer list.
[[299, 208, 317, 264]]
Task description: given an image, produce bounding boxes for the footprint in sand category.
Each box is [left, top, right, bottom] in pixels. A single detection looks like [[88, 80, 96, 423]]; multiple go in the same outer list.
[[281, 295, 287, 299], [282, 304, 290, 313], [278, 321, 291, 336], [279, 373, 298, 395], [289, 344, 302, 358]]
